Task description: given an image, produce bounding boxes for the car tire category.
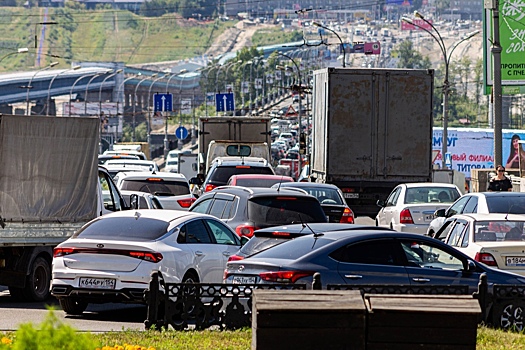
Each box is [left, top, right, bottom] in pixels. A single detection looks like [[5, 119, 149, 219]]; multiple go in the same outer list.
[[59, 298, 88, 315], [23, 256, 51, 302], [182, 271, 199, 284]]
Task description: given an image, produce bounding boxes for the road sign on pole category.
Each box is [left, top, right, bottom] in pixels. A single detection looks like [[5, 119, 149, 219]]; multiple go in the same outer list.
[[175, 126, 189, 140], [215, 93, 235, 112], [154, 93, 173, 112]]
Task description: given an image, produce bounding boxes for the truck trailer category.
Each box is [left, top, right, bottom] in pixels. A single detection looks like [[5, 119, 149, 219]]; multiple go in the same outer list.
[[310, 68, 434, 217]]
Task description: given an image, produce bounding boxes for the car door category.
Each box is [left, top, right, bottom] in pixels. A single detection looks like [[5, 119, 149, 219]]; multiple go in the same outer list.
[[377, 187, 401, 228], [204, 219, 241, 272], [399, 238, 481, 293], [331, 238, 411, 285]]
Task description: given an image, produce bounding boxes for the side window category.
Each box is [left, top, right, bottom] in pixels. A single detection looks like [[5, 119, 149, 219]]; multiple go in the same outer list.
[[447, 196, 471, 217], [205, 219, 240, 245], [190, 198, 213, 214], [99, 170, 123, 212], [331, 239, 401, 266], [461, 228, 470, 248], [386, 188, 401, 206], [462, 197, 478, 214], [445, 220, 468, 247], [209, 198, 232, 218], [178, 220, 212, 244], [221, 197, 237, 219], [400, 240, 464, 270]]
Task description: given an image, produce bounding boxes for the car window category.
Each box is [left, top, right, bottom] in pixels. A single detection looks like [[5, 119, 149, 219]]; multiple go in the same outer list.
[[209, 198, 234, 219], [74, 217, 169, 240], [486, 196, 525, 213], [177, 220, 212, 244], [250, 235, 334, 259], [436, 219, 455, 241], [330, 239, 402, 265], [461, 228, 470, 247], [445, 220, 468, 247], [446, 196, 471, 217], [204, 219, 240, 245], [248, 196, 327, 227], [400, 240, 464, 270], [239, 237, 289, 256], [462, 197, 478, 213], [209, 166, 274, 184], [292, 187, 345, 205], [386, 187, 401, 206], [99, 171, 123, 212], [120, 179, 190, 196], [405, 187, 459, 204], [190, 198, 213, 214]]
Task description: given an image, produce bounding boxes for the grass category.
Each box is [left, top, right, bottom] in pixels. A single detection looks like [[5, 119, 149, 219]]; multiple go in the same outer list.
[[250, 26, 303, 47]]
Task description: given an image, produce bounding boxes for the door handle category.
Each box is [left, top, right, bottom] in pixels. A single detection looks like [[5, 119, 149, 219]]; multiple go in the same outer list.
[[344, 275, 363, 279], [222, 251, 231, 256], [195, 251, 203, 256], [412, 278, 431, 283]]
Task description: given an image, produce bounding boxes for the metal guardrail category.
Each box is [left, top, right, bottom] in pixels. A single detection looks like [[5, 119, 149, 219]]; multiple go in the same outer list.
[[143, 272, 525, 332]]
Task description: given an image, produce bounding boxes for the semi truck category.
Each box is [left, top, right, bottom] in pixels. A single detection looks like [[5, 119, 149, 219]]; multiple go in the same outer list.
[[197, 116, 272, 175], [0, 115, 127, 301], [310, 68, 434, 217]]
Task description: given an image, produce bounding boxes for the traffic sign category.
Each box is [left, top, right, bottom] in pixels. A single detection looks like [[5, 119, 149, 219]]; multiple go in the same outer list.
[[445, 152, 452, 167], [175, 126, 189, 140], [154, 93, 173, 112], [215, 93, 235, 112]]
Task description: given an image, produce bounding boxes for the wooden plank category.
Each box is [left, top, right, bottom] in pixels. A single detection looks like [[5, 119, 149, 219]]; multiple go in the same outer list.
[[367, 326, 477, 345], [365, 294, 481, 314], [367, 312, 479, 328], [255, 310, 365, 328], [366, 342, 475, 350]]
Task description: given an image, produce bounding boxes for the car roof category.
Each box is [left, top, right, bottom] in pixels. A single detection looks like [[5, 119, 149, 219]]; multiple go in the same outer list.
[[469, 192, 525, 197], [276, 182, 340, 190], [207, 185, 316, 198], [230, 174, 293, 180], [212, 157, 270, 166], [447, 213, 525, 221], [254, 223, 392, 235], [99, 209, 209, 222], [402, 182, 461, 189], [117, 171, 188, 181], [105, 159, 157, 165]]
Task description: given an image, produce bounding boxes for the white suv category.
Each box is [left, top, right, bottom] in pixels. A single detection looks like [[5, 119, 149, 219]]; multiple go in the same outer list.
[[115, 171, 196, 210]]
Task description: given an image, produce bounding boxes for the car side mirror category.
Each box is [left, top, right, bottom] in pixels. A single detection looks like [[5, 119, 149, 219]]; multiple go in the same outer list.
[[434, 208, 446, 217], [129, 194, 139, 210], [464, 259, 477, 273], [376, 199, 385, 207], [240, 236, 250, 246]]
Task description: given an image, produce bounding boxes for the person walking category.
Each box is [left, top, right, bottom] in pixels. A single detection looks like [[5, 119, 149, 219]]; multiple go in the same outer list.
[[488, 165, 513, 191]]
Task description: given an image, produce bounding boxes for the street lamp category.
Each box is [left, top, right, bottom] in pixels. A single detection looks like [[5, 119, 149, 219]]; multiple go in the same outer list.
[[277, 51, 302, 177], [402, 12, 479, 168], [164, 69, 188, 160], [146, 72, 168, 159], [25, 61, 59, 115], [0, 47, 28, 64], [313, 22, 345, 67], [133, 73, 157, 142], [69, 72, 99, 116], [85, 69, 112, 115], [98, 68, 123, 116], [46, 65, 81, 116], [241, 61, 252, 114]]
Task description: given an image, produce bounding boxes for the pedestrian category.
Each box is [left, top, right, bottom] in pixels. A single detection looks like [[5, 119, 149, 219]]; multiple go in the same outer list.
[[488, 165, 513, 191]]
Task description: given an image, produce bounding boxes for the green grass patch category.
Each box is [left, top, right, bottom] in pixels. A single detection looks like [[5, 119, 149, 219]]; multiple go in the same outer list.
[[251, 27, 303, 47]]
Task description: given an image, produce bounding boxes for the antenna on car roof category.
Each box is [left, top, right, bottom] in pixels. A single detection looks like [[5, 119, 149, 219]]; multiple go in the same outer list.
[[276, 175, 285, 192]]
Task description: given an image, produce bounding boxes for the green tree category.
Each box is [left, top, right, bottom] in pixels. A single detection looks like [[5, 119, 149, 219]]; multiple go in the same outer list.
[[393, 40, 431, 69]]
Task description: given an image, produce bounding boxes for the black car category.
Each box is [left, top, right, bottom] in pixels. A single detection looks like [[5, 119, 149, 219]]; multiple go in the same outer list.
[[189, 186, 328, 237]]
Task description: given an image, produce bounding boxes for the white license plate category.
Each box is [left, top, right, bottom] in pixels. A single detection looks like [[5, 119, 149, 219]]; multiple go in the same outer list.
[[344, 193, 359, 199], [79, 277, 116, 289], [232, 276, 256, 284], [506, 257, 525, 266]]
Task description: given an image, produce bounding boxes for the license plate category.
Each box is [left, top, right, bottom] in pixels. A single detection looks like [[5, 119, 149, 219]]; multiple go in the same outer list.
[[344, 193, 359, 199], [506, 257, 525, 266], [79, 277, 116, 289], [232, 276, 256, 284], [424, 214, 433, 221]]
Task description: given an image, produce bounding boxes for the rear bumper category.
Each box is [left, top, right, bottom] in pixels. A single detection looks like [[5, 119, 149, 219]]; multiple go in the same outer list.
[[51, 284, 146, 303]]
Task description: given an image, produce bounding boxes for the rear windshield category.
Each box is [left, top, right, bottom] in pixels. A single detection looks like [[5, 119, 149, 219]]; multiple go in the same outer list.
[[405, 187, 460, 204], [251, 235, 333, 260], [74, 217, 169, 241], [120, 179, 190, 196], [210, 166, 274, 184], [486, 196, 525, 213], [235, 178, 292, 188], [239, 237, 288, 256], [290, 187, 344, 205], [248, 196, 327, 227]]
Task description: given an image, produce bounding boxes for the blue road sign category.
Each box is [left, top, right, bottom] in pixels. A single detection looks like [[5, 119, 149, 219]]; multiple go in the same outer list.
[[215, 93, 235, 112], [175, 126, 189, 140], [154, 93, 173, 112], [445, 152, 452, 167]]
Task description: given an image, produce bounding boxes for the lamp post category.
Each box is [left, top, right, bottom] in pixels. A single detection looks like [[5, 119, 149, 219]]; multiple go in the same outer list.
[[402, 13, 479, 168], [164, 69, 187, 160], [146, 73, 168, 159], [46, 65, 81, 116], [116, 73, 139, 120], [84, 69, 112, 116], [313, 22, 345, 67], [98, 68, 123, 116], [0, 47, 28, 64], [253, 58, 266, 113], [277, 51, 302, 177], [241, 61, 252, 114], [25, 61, 59, 115], [69, 72, 100, 116], [133, 73, 157, 142]]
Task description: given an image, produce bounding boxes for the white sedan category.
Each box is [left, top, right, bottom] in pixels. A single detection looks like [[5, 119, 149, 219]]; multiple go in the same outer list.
[[436, 213, 525, 276], [51, 210, 241, 315], [375, 183, 462, 234]]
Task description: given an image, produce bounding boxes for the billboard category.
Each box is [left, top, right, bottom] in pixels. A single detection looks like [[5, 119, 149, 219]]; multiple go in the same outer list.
[[400, 18, 433, 31]]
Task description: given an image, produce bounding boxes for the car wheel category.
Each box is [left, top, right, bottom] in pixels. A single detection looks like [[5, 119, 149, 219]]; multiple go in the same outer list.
[[23, 256, 51, 302], [500, 304, 524, 331], [182, 271, 199, 284], [59, 298, 88, 315]]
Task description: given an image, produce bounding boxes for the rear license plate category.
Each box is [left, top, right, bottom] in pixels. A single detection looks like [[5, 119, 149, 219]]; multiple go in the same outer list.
[[232, 276, 256, 284], [506, 257, 525, 266], [424, 214, 433, 221], [79, 277, 116, 289], [344, 193, 359, 199]]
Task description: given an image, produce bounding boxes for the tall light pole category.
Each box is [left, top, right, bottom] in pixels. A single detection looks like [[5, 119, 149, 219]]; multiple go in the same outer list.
[[98, 68, 123, 116], [116, 73, 140, 118], [46, 65, 81, 116], [241, 61, 252, 114], [84, 69, 112, 115], [69, 72, 100, 116], [146, 73, 168, 159], [402, 13, 479, 168], [164, 69, 187, 160], [25, 61, 59, 115], [313, 22, 345, 67], [132, 73, 157, 142], [0, 47, 28, 64], [277, 51, 302, 177]]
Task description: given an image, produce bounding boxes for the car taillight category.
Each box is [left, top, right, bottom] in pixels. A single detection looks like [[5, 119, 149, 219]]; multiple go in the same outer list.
[[339, 207, 355, 224], [400, 208, 414, 224], [204, 184, 216, 192], [53, 247, 163, 263], [177, 197, 196, 208], [270, 231, 291, 237], [475, 252, 498, 267], [235, 225, 259, 238], [227, 255, 245, 262], [259, 271, 315, 283], [53, 247, 75, 258]]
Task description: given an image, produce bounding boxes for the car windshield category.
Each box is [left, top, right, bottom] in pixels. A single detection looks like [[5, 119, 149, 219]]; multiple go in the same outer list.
[[250, 235, 334, 260], [474, 221, 525, 242], [486, 196, 525, 213], [248, 196, 327, 227], [209, 166, 274, 184], [239, 237, 289, 256], [73, 217, 169, 241], [120, 179, 190, 196], [235, 178, 292, 187], [289, 187, 344, 205], [405, 187, 460, 204]]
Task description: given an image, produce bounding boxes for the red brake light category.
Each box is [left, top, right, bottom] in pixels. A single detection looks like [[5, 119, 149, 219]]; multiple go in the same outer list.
[[128, 251, 163, 263], [340, 207, 355, 224], [259, 271, 315, 283], [146, 178, 162, 182], [53, 247, 75, 258], [271, 231, 291, 237], [400, 208, 414, 224], [53, 247, 163, 263], [177, 197, 196, 208], [235, 165, 251, 169], [227, 255, 245, 262], [475, 252, 498, 267], [235, 225, 259, 237], [275, 197, 297, 200], [204, 184, 216, 192]]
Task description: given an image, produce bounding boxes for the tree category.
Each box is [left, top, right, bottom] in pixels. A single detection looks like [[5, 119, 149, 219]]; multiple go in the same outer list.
[[393, 41, 431, 69]]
